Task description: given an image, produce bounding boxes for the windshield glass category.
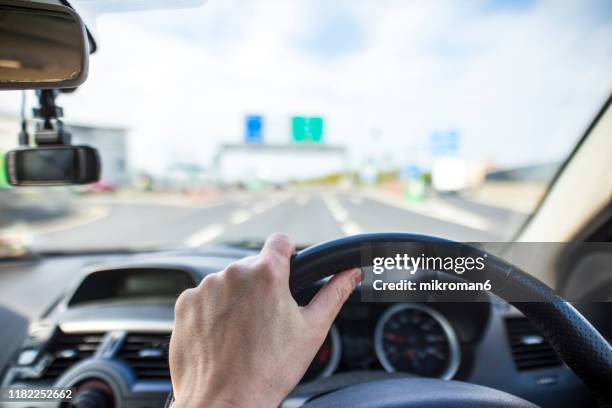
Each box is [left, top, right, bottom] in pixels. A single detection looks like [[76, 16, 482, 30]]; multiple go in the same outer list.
[[1, 0, 611, 254]]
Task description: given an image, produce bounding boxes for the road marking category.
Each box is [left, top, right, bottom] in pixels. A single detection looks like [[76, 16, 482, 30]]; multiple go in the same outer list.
[[184, 223, 225, 247], [184, 195, 290, 247], [364, 192, 494, 231], [252, 203, 267, 214], [323, 195, 362, 236], [295, 194, 310, 206], [230, 210, 252, 224], [323, 195, 348, 222], [253, 195, 290, 214], [252, 200, 277, 214], [349, 196, 363, 205], [342, 221, 362, 235]]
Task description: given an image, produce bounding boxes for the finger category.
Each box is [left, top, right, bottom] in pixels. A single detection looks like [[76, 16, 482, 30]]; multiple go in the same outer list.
[[259, 233, 294, 284], [261, 232, 294, 261], [303, 268, 362, 328]]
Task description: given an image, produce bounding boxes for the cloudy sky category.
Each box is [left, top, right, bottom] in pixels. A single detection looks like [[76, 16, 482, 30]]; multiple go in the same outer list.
[[1, 0, 612, 174]]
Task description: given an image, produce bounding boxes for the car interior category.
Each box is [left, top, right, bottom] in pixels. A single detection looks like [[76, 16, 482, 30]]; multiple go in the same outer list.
[[0, 0, 611, 407]]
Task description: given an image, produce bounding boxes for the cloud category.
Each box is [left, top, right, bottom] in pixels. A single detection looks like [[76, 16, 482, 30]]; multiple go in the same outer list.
[[481, 0, 536, 13], [1, 0, 611, 174], [293, 3, 366, 59]]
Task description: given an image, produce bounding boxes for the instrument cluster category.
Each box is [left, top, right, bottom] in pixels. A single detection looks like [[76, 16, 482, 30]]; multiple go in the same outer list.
[[301, 301, 473, 382]]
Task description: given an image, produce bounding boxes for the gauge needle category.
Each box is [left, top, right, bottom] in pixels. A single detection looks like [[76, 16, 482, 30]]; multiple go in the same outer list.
[[426, 347, 445, 359], [317, 345, 331, 363], [385, 333, 407, 343]]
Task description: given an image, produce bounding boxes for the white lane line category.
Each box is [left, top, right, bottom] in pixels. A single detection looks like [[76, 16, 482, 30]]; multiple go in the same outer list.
[[342, 221, 362, 235], [184, 223, 225, 247], [349, 196, 363, 205], [252, 199, 278, 214], [253, 195, 291, 214], [323, 195, 348, 222], [295, 194, 310, 206], [323, 195, 362, 236], [250, 204, 265, 214], [364, 191, 493, 231], [252, 203, 267, 214], [184, 195, 291, 247], [229, 209, 252, 225]]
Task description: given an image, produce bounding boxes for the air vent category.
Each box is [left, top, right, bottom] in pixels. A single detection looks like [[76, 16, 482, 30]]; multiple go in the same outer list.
[[118, 333, 170, 380], [41, 331, 104, 381], [505, 317, 561, 371]]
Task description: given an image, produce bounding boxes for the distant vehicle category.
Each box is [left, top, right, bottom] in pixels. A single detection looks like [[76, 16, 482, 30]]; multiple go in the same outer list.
[[87, 181, 116, 193], [432, 158, 487, 193]]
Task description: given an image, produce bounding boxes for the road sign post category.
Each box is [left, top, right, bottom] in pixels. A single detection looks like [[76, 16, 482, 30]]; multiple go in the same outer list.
[[429, 130, 460, 157]]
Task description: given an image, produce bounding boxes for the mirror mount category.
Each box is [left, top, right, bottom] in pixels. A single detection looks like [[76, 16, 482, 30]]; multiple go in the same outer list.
[[31, 89, 72, 146]]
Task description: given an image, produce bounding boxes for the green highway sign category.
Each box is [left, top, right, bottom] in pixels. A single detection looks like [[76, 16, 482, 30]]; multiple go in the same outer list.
[[291, 116, 324, 143]]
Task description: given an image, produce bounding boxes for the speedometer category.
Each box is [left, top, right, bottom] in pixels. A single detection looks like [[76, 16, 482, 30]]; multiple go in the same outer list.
[[374, 304, 460, 379]]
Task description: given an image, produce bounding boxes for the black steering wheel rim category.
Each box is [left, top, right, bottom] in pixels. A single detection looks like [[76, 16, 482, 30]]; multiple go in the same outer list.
[[289, 233, 612, 406]]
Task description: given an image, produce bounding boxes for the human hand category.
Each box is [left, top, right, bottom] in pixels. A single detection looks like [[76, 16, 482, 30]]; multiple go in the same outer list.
[[169, 233, 361, 408]]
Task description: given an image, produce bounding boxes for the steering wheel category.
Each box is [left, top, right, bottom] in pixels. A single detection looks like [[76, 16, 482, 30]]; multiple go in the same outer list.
[[289, 233, 612, 408]]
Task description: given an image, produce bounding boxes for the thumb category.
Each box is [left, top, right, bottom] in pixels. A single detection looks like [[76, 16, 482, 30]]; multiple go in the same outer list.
[[302, 268, 362, 329]]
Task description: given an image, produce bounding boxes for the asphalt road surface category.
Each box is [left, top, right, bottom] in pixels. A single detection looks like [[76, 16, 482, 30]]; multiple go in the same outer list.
[[22, 189, 525, 252]]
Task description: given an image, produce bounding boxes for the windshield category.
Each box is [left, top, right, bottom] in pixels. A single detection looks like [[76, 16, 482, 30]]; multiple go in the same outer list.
[[1, 0, 611, 255]]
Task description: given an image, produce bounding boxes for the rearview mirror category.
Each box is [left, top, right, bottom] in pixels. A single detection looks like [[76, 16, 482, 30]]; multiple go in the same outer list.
[[0, 0, 89, 90], [4, 146, 101, 186]]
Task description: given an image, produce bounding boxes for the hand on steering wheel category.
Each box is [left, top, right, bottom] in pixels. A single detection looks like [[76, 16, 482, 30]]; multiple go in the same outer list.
[[169, 233, 361, 408], [169, 232, 612, 408]]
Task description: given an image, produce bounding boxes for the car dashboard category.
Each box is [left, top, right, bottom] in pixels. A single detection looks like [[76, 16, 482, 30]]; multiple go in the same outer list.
[[0, 249, 596, 408]]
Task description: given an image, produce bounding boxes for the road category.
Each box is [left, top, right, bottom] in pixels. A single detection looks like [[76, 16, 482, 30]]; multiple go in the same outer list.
[[19, 188, 523, 252]]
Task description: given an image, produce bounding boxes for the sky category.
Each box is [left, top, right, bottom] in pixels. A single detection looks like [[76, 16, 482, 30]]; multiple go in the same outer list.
[[1, 0, 611, 175]]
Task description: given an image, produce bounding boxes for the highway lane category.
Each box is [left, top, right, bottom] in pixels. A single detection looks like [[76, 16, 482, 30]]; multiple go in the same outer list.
[[437, 194, 529, 239], [213, 193, 346, 246], [335, 193, 504, 241], [25, 189, 516, 251], [28, 195, 270, 251]]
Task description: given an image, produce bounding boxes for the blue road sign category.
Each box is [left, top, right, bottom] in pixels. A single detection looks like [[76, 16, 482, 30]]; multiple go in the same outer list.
[[245, 115, 263, 144], [430, 130, 460, 156], [401, 165, 422, 180]]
